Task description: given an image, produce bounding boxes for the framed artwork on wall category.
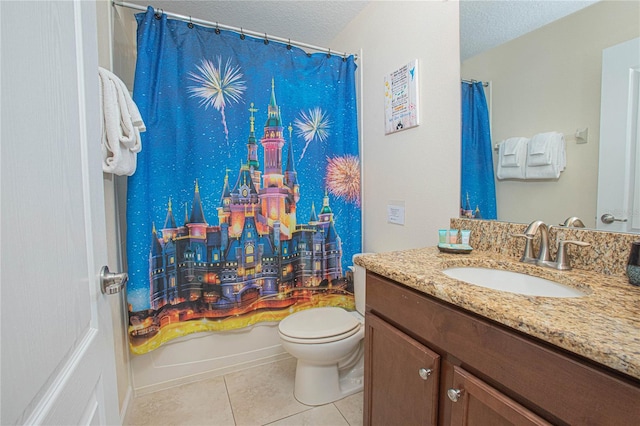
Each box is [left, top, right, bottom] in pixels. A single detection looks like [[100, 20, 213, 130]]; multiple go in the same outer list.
[[384, 59, 419, 134]]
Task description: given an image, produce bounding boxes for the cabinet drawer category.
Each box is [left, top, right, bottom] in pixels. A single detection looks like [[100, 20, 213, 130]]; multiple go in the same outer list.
[[366, 271, 640, 425], [364, 312, 440, 426]]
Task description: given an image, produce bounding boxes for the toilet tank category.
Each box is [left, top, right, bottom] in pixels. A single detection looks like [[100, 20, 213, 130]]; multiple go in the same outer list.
[[352, 253, 372, 315]]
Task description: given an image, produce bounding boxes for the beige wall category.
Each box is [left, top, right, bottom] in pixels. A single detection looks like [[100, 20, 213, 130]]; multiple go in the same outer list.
[[462, 0, 640, 228], [333, 0, 461, 253]]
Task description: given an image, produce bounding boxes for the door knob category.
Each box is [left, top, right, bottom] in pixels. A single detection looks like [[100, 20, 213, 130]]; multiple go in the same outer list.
[[601, 214, 628, 224], [100, 266, 128, 295]]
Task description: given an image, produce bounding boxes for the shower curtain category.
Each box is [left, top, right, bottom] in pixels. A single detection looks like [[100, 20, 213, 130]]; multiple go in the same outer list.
[[460, 81, 497, 219], [126, 7, 361, 354]]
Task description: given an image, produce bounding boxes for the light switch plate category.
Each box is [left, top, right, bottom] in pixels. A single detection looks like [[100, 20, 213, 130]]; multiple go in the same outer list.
[[387, 203, 405, 225]]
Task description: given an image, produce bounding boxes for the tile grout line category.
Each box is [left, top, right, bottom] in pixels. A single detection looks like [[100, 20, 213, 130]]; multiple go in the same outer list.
[[260, 406, 316, 426], [223, 375, 239, 426], [333, 402, 351, 425]]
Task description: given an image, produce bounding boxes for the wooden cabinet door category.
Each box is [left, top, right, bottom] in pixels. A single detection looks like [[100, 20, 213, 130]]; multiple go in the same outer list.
[[448, 366, 551, 426], [364, 313, 440, 426]]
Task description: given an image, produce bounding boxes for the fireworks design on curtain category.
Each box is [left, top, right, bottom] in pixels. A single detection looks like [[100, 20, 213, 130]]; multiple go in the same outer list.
[[128, 7, 361, 353], [326, 155, 361, 206], [294, 107, 331, 163], [188, 57, 247, 150]]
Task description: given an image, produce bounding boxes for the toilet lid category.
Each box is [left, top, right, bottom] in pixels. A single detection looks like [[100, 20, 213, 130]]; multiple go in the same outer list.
[[279, 307, 360, 340]]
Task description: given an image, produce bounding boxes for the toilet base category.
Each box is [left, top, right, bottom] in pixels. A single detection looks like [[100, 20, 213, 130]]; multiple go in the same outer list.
[[293, 354, 364, 406]]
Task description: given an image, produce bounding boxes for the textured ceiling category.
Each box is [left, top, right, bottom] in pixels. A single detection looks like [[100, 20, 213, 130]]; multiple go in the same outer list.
[[459, 0, 600, 61], [120, 0, 600, 60], [122, 0, 370, 51]]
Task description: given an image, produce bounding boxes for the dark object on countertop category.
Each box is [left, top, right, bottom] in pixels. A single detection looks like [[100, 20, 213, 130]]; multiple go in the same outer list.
[[626, 241, 640, 286], [437, 243, 473, 254]]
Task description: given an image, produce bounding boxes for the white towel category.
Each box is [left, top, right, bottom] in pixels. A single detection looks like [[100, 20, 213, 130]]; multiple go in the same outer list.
[[98, 67, 145, 176], [525, 132, 566, 179], [496, 137, 528, 179], [500, 137, 527, 167], [527, 132, 554, 166]]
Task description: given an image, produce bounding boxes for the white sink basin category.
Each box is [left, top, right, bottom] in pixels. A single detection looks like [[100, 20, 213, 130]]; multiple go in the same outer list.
[[442, 267, 585, 298]]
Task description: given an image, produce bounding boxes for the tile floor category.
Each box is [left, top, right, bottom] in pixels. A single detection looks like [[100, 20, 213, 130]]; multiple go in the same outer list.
[[124, 358, 363, 426]]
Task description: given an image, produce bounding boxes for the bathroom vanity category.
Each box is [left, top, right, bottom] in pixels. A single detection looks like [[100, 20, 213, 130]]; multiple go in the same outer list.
[[357, 247, 640, 425]]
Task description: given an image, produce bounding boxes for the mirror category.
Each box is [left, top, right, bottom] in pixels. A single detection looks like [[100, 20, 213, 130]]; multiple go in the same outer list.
[[461, 1, 640, 229]]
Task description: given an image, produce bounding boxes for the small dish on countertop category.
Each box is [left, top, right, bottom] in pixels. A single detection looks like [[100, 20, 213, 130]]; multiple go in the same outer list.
[[437, 243, 473, 254]]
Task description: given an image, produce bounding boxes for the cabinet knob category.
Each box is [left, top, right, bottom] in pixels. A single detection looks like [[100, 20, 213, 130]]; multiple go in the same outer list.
[[418, 368, 432, 380], [447, 388, 463, 402]]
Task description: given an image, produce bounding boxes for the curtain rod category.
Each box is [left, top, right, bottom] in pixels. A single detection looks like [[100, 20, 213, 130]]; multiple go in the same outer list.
[[112, 1, 358, 60], [462, 79, 489, 87]]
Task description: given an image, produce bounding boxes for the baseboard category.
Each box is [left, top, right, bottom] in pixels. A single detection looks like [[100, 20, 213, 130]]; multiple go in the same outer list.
[[133, 351, 291, 396], [130, 324, 289, 396], [119, 385, 133, 423]]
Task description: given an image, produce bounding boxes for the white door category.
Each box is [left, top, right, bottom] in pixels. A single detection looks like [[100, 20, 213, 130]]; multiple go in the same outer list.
[[596, 37, 640, 232], [1, 1, 120, 424]]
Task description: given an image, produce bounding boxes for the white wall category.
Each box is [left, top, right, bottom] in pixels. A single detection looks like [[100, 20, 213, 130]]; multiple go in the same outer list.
[[462, 1, 640, 228], [333, 0, 461, 253], [108, 0, 461, 393]]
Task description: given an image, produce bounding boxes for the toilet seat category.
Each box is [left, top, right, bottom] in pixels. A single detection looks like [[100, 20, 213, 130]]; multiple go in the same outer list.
[[279, 307, 361, 344]]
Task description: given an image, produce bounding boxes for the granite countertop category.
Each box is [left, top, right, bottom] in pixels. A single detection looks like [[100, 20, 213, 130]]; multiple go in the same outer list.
[[355, 247, 640, 381]]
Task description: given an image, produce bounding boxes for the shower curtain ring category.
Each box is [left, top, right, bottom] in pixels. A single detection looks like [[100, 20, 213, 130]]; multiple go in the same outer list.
[[343, 53, 347, 62], [215, 22, 220, 34], [240, 28, 245, 40], [188, 16, 194, 29], [154, 8, 162, 19], [264, 33, 269, 45], [287, 39, 292, 50], [327, 48, 331, 58]]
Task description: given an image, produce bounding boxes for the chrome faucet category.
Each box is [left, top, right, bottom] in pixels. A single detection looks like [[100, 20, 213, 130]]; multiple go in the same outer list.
[[512, 220, 551, 264], [561, 216, 585, 228], [512, 220, 590, 270]]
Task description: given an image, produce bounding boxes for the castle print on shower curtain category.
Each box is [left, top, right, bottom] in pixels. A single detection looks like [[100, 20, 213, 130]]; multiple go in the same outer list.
[[126, 8, 361, 354]]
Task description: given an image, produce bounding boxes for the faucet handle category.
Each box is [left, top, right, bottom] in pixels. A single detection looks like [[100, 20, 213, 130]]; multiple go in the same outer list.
[[555, 240, 590, 270], [510, 233, 533, 239], [510, 233, 536, 264]]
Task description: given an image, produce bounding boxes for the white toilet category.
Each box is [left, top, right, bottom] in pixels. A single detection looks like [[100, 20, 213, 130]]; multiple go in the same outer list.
[[278, 257, 368, 406]]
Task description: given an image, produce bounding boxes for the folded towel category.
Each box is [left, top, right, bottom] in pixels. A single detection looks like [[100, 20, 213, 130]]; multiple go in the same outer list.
[[529, 133, 551, 154], [525, 132, 566, 179], [496, 137, 528, 179], [98, 67, 145, 176], [524, 163, 556, 179], [527, 132, 558, 166], [500, 137, 528, 167]]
